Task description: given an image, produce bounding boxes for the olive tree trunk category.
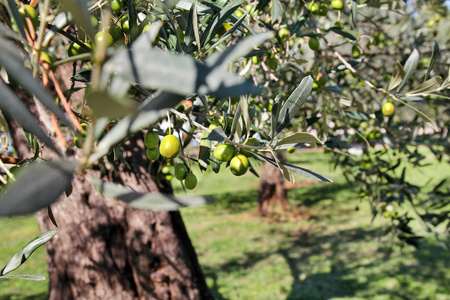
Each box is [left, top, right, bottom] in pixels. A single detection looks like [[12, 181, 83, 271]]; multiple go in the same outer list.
[[257, 153, 289, 216], [7, 103, 212, 299]]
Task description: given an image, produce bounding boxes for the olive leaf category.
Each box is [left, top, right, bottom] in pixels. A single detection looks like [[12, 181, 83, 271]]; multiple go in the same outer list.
[[273, 132, 323, 150], [405, 77, 443, 97], [88, 176, 210, 210], [271, 76, 314, 138], [1, 231, 56, 276], [397, 49, 419, 92], [0, 160, 78, 216], [387, 62, 405, 92]]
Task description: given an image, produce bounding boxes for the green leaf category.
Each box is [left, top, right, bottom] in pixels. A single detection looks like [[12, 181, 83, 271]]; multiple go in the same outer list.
[[391, 97, 437, 131], [351, 0, 357, 30], [199, 0, 244, 48], [405, 77, 443, 97], [272, 76, 314, 137], [254, 152, 332, 182], [0, 21, 25, 42], [271, 99, 281, 140], [274, 132, 323, 150], [207, 126, 227, 142], [207, 31, 274, 69], [198, 145, 210, 173], [240, 97, 251, 139], [0, 38, 74, 130], [176, 0, 211, 13], [424, 41, 439, 82], [0, 231, 56, 276], [439, 68, 450, 90], [89, 177, 210, 210], [0, 274, 46, 281], [345, 111, 369, 120], [0, 80, 60, 155], [205, 11, 247, 54], [328, 27, 360, 41], [397, 49, 420, 92], [387, 62, 405, 92], [127, 0, 139, 43], [5, 0, 26, 39], [60, 0, 95, 42], [101, 46, 263, 98], [0, 160, 77, 216], [271, 0, 283, 23], [184, 4, 196, 49], [86, 90, 137, 120]]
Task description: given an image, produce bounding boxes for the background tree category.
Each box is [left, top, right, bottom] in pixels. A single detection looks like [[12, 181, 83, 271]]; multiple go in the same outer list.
[[0, 0, 448, 298]]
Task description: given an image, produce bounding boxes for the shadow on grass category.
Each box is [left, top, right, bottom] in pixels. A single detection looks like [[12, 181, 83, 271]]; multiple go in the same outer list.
[[201, 184, 449, 300], [0, 293, 48, 300], [289, 182, 354, 208], [203, 223, 449, 300], [203, 182, 354, 215]]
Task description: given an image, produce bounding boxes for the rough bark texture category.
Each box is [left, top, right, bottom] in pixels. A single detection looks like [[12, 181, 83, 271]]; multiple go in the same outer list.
[[7, 88, 212, 299], [257, 153, 289, 216]]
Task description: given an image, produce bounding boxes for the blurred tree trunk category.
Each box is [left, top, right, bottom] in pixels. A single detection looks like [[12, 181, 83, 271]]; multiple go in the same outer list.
[[257, 153, 289, 216], [7, 97, 212, 300]]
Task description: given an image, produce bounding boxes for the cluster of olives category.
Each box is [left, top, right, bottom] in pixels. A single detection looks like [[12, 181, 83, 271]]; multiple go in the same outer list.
[[213, 137, 259, 176], [308, 0, 344, 16], [145, 131, 197, 189]]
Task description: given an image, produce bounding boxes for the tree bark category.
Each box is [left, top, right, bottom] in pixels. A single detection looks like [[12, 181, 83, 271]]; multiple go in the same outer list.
[[7, 102, 212, 299], [257, 153, 289, 216]]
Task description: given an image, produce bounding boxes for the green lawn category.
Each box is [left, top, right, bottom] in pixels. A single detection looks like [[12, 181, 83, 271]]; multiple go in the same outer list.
[[0, 150, 448, 300]]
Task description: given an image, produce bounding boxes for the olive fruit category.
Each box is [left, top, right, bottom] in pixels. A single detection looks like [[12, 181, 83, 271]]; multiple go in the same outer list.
[[108, 25, 124, 42], [331, 0, 343, 10], [279, 28, 290, 39], [287, 147, 296, 153], [161, 165, 171, 174], [266, 57, 278, 70], [39, 52, 53, 65], [312, 81, 319, 91], [159, 135, 181, 159], [352, 44, 362, 58], [308, 2, 319, 15], [146, 147, 160, 161], [234, 9, 244, 18], [18, 5, 39, 29], [111, 0, 123, 12], [252, 56, 260, 64], [318, 3, 328, 16], [382, 102, 395, 116], [334, 21, 344, 28], [214, 144, 235, 162], [241, 137, 260, 157], [230, 154, 249, 176], [184, 173, 197, 190], [175, 163, 187, 180], [67, 42, 91, 57], [94, 31, 114, 48], [145, 131, 159, 148], [120, 15, 130, 34], [309, 37, 320, 51], [218, 23, 232, 35]]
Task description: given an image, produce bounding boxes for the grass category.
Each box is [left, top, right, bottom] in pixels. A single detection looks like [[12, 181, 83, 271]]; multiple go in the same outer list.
[[0, 150, 448, 299]]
